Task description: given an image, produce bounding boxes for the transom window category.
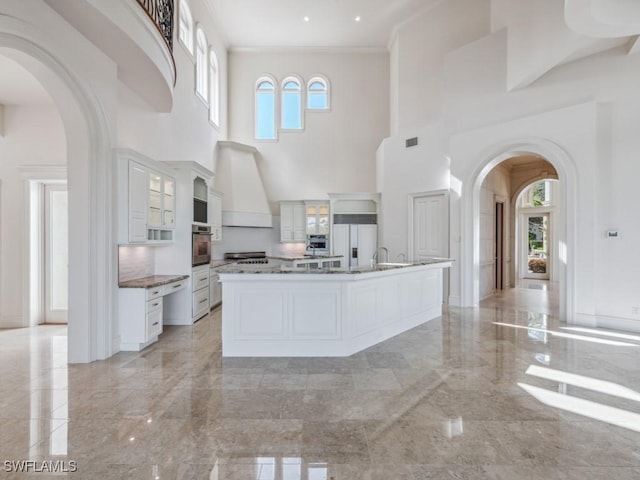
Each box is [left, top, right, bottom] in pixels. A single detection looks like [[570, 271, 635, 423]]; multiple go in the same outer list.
[[254, 74, 331, 141], [178, 0, 194, 55], [255, 77, 276, 140], [521, 180, 554, 208], [307, 77, 329, 110], [195, 27, 208, 103], [281, 77, 302, 130]]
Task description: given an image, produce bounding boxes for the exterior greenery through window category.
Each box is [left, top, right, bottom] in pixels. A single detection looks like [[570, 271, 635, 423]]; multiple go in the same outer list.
[[195, 27, 208, 103], [256, 78, 276, 140], [281, 77, 302, 130], [178, 0, 193, 55]]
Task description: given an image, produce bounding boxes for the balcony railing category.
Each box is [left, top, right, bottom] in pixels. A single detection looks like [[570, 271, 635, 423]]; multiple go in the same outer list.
[[136, 0, 174, 51]]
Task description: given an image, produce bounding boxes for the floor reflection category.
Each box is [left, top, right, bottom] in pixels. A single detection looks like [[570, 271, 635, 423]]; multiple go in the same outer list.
[[1, 284, 640, 478]]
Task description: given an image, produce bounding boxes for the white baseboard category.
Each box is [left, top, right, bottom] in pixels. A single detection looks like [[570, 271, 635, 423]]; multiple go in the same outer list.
[[573, 312, 640, 333], [0, 315, 26, 328], [596, 315, 640, 333]]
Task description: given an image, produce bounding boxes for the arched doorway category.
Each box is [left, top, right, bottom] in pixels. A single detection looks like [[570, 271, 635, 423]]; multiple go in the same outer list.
[[462, 138, 578, 323], [0, 21, 114, 362]]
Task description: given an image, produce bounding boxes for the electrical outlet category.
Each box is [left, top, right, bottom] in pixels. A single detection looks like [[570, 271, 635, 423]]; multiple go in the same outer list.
[[632, 307, 640, 316]]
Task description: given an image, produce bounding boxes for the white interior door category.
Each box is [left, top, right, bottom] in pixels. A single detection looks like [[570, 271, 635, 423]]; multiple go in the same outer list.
[[412, 192, 449, 302], [44, 184, 68, 323]]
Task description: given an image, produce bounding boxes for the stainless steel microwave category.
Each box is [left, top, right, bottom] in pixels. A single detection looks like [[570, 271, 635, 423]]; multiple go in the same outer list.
[[306, 234, 329, 254]]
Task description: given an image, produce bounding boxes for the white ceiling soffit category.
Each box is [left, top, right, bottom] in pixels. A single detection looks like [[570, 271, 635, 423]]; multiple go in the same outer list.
[[0, 54, 53, 105], [205, 0, 439, 50], [565, 0, 640, 38]]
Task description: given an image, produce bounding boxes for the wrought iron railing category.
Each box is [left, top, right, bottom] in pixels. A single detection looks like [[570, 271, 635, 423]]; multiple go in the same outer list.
[[136, 0, 174, 51]]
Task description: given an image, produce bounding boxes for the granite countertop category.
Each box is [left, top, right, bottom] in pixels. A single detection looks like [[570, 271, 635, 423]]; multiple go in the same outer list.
[[216, 258, 453, 275], [210, 260, 234, 268], [119, 274, 189, 289], [268, 255, 343, 261]]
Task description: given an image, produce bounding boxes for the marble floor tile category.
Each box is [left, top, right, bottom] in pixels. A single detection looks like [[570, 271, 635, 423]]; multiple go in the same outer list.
[[1, 281, 639, 478]]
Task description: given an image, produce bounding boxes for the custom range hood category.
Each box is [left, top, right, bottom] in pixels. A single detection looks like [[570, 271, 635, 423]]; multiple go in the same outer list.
[[214, 141, 273, 228]]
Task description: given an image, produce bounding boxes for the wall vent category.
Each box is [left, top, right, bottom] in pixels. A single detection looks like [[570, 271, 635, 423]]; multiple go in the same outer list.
[[405, 137, 418, 148]]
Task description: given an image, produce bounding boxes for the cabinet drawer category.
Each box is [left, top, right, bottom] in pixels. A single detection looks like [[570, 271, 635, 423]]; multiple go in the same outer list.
[[146, 302, 163, 338], [192, 287, 210, 317], [146, 297, 162, 314], [146, 286, 164, 301], [163, 280, 186, 295], [192, 269, 210, 292], [146, 297, 162, 338]]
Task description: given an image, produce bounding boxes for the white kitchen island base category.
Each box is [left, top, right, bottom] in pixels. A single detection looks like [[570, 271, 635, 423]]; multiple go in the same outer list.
[[218, 260, 452, 357]]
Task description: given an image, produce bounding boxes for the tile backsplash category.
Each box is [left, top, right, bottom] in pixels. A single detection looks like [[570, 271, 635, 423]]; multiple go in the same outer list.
[[118, 245, 155, 282]]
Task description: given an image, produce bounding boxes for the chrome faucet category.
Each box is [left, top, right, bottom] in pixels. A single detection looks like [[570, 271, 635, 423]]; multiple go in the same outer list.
[[371, 246, 389, 265]]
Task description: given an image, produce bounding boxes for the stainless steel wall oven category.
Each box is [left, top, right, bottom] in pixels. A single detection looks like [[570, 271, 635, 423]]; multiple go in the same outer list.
[[192, 224, 212, 266]]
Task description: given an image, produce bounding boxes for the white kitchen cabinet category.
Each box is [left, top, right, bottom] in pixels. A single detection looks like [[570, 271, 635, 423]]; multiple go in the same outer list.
[[209, 190, 223, 242], [123, 156, 176, 244], [280, 201, 306, 242], [192, 265, 210, 321], [305, 201, 330, 235], [209, 269, 222, 308], [128, 161, 148, 243], [118, 278, 187, 351]]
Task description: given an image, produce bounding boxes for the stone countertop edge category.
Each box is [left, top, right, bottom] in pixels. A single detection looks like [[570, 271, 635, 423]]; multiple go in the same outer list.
[[217, 258, 454, 275], [118, 274, 190, 289], [268, 255, 344, 261]]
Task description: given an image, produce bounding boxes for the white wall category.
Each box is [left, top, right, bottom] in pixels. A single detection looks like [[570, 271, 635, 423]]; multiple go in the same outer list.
[[0, 105, 66, 327], [377, 124, 449, 260], [227, 50, 389, 210], [388, 0, 490, 134], [380, 0, 640, 330], [117, 0, 227, 169]]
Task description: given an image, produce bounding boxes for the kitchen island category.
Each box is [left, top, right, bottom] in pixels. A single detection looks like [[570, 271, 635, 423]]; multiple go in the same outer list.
[[217, 259, 453, 357]]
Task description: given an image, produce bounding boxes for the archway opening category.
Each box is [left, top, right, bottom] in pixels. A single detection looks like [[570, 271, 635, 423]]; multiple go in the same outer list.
[[465, 139, 577, 323], [0, 33, 114, 363]]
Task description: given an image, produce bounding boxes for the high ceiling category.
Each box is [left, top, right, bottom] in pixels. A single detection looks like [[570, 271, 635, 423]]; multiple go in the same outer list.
[[204, 0, 441, 49]]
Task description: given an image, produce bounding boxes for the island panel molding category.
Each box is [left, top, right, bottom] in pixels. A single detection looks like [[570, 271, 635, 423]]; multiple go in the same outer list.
[[219, 260, 452, 357]]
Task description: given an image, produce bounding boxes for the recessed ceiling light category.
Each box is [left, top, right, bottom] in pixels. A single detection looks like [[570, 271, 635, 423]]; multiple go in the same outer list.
[[355, 16, 361, 22], [303, 16, 310, 22]]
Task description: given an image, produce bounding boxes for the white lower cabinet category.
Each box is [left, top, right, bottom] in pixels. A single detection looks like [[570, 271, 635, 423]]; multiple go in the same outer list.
[[210, 270, 222, 308], [192, 265, 210, 321], [119, 279, 187, 351], [146, 297, 163, 339]]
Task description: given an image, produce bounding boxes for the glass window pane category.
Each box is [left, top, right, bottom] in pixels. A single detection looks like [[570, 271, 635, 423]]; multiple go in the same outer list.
[[283, 81, 299, 90], [282, 92, 301, 129], [308, 92, 327, 109], [257, 92, 275, 139], [309, 81, 325, 91], [258, 81, 274, 91]]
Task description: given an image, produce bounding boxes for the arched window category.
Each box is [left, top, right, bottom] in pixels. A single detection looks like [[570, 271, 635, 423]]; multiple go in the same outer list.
[[307, 76, 329, 110], [281, 77, 303, 130], [178, 0, 194, 55], [255, 77, 276, 140], [195, 27, 208, 103], [209, 48, 220, 127]]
